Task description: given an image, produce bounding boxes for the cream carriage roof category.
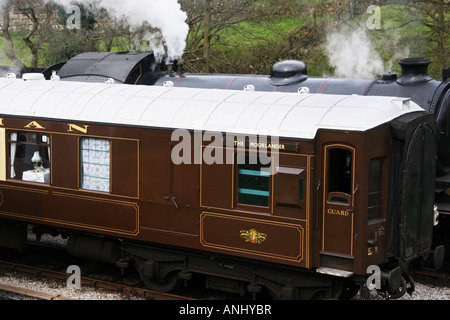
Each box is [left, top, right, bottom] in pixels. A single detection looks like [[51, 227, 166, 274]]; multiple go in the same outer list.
[[0, 77, 423, 139]]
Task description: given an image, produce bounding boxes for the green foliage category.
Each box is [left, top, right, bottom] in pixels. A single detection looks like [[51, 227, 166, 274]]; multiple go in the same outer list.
[[39, 29, 98, 66], [0, 31, 32, 66], [181, 1, 447, 78], [0, 0, 447, 79], [40, 4, 100, 66]]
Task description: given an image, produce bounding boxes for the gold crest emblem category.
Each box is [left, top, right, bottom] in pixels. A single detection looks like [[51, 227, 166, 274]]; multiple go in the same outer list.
[[240, 229, 267, 244]]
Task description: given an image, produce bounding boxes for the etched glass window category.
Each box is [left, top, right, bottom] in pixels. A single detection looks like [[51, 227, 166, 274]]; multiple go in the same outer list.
[[80, 138, 110, 192]]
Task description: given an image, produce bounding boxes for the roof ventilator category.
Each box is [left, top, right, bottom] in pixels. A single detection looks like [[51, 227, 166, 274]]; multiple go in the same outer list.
[[51, 70, 60, 82], [163, 81, 174, 88], [22, 73, 44, 81], [392, 98, 411, 111], [298, 87, 310, 94], [6, 73, 16, 79], [243, 84, 255, 92], [105, 78, 115, 84]]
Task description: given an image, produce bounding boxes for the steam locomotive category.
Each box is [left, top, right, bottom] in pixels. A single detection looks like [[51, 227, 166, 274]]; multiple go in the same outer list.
[[0, 51, 447, 300]]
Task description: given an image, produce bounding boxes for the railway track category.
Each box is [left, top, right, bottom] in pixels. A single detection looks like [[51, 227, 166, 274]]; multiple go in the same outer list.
[[415, 268, 450, 281], [0, 260, 195, 300], [0, 282, 76, 300]]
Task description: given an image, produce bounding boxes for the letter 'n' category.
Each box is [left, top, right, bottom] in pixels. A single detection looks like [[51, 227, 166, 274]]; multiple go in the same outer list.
[[68, 124, 89, 134]]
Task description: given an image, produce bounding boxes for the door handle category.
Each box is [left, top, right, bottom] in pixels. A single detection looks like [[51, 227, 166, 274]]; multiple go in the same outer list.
[[172, 196, 180, 209], [353, 184, 359, 195], [316, 180, 321, 233], [350, 184, 359, 215]]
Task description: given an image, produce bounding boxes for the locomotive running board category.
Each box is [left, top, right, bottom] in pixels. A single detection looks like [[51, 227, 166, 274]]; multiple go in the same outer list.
[[316, 267, 353, 278]]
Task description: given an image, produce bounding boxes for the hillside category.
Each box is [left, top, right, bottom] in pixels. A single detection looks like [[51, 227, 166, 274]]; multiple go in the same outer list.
[[0, 1, 447, 79]]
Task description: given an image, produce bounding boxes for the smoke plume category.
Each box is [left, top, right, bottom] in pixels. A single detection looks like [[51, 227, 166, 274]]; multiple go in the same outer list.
[[49, 0, 189, 59], [325, 25, 385, 78]]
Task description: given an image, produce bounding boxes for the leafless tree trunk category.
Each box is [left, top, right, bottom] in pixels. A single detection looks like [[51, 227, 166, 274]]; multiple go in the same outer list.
[[1, 0, 58, 68], [17, 0, 57, 68], [17, 3, 40, 67], [432, 0, 448, 71], [180, 0, 283, 73], [202, 0, 211, 73], [1, 0, 26, 68]]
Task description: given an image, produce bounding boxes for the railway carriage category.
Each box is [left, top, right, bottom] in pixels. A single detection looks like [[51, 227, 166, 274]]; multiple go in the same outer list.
[[41, 53, 450, 226], [0, 75, 441, 299]]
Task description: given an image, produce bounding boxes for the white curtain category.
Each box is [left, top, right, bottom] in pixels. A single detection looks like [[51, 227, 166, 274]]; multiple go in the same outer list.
[[81, 138, 110, 192], [10, 132, 17, 178]]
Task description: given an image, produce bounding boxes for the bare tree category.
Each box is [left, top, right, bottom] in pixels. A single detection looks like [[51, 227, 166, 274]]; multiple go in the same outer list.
[[180, 0, 290, 73], [420, 0, 449, 74], [1, 0, 26, 67], [393, 0, 449, 76], [1, 0, 59, 68]]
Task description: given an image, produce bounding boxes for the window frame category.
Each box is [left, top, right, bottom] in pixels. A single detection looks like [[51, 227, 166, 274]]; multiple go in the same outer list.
[[368, 157, 385, 221], [234, 151, 273, 213], [7, 130, 51, 185], [79, 137, 112, 193], [325, 147, 354, 207]]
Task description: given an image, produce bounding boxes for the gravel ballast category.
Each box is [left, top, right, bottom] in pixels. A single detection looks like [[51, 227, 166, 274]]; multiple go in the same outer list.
[[1, 268, 449, 300]]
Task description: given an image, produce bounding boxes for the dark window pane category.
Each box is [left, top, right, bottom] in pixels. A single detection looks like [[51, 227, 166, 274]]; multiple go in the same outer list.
[[368, 158, 383, 220], [299, 177, 304, 203], [327, 148, 352, 205], [8, 131, 51, 184], [237, 154, 270, 207]]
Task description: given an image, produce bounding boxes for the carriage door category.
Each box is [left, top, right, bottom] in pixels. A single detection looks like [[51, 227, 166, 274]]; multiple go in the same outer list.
[[322, 145, 355, 257]]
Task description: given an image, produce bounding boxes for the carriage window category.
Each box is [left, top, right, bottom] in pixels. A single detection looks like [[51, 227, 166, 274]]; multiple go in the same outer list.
[[80, 138, 111, 193], [237, 154, 271, 208], [326, 148, 353, 205], [368, 158, 383, 220], [8, 131, 51, 184]]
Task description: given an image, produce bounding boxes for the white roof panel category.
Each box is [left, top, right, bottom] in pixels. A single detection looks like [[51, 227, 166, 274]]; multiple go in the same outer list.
[[234, 103, 272, 131], [0, 78, 425, 140], [140, 98, 184, 126], [171, 100, 221, 130]]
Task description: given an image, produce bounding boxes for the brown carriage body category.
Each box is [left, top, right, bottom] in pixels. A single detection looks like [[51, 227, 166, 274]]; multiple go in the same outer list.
[[0, 78, 436, 298]]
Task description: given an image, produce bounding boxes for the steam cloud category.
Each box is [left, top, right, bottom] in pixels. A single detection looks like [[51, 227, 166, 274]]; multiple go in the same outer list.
[[325, 25, 385, 78], [49, 0, 189, 59]]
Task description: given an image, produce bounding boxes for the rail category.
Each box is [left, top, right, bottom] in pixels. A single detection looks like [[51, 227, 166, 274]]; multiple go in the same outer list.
[[0, 260, 195, 300], [0, 282, 76, 300], [415, 268, 450, 281]]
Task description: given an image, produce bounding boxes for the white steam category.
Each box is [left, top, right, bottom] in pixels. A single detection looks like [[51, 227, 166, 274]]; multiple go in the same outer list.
[[49, 0, 189, 59], [325, 25, 385, 78]]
